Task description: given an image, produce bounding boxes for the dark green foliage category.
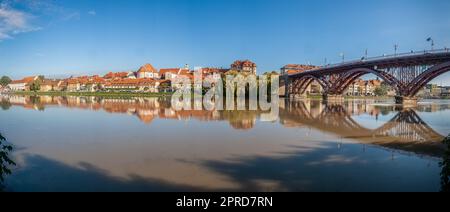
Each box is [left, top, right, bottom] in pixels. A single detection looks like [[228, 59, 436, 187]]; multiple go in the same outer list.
[[0, 132, 15, 185], [374, 84, 389, 96], [29, 80, 41, 91], [440, 135, 450, 192], [0, 76, 12, 87]]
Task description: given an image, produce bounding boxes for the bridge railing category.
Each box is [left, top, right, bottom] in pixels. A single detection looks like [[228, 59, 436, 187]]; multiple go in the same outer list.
[[361, 48, 450, 63], [290, 48, 450, 75]]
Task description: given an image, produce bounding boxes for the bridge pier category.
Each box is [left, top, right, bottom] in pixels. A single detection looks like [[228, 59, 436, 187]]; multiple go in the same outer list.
[[395, 96, 418, 106], [323, 94, 344, 102]]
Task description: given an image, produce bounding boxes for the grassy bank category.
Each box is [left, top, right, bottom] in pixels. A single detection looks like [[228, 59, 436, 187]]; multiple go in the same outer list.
[[344, 96, 393, 100], [305, 95, 395, 100], [11, 91, 174, 98]]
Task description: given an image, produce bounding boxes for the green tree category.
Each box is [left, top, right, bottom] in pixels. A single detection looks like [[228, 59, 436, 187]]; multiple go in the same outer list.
[[0, 132, 15, 189], [96, 83, 103, 91], [374, 84, 389, 96], [0, 99, 11, 111], [374, 87, 385, 96], [29, 80, 41, 91], [0, 76, 12, 87], [29, 77, 44, 92]]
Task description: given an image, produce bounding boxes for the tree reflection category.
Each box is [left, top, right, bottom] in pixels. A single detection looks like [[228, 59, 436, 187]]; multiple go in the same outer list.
[[0, 98, 11, 110], [440, 135, 450, 192], [0, 132, 15, 191]]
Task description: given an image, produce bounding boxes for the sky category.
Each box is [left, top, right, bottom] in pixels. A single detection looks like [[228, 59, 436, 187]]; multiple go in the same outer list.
[[1, 0, 450, 84]]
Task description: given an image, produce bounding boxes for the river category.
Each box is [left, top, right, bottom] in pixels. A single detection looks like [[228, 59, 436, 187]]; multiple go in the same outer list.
[[0, 95, 449, 191]]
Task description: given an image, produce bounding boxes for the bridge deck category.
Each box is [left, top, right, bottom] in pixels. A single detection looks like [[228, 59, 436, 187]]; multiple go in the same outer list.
[[288, 49, 450, 78]]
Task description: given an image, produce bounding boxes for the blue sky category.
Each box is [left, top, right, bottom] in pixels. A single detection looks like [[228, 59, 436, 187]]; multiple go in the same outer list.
[[1, 0, 450, 84]]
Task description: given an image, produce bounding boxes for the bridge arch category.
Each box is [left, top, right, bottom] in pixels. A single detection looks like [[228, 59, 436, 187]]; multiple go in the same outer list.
[[284, 102, 445, 144], [291, 74, 328, 95], [332, 68, 399, 95], [407, 61, 450, 97]]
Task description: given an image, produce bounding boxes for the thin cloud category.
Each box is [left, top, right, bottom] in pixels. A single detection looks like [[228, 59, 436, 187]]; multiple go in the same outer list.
[[62, 11, 80, 21], [88, 10, 96, 16], [0, 2, 39, 41], [35, 52, 45, 57], [0, 0, 82, 41]]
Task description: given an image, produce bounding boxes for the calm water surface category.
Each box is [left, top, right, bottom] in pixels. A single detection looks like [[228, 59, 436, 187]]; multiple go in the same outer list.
[[1, 95, 449, 191]]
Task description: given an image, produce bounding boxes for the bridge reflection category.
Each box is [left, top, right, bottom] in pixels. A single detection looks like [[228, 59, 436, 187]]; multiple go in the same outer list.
[[1, 95, 447, 157], [281, 99, 446, 156]]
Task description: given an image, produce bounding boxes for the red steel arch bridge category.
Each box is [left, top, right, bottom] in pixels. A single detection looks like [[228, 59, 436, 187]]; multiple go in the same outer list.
[[283, 49, 450, 105]]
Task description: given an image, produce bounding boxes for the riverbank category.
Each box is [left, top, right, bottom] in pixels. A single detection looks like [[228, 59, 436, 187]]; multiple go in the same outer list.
[[9, 91, 174, 98], [307, 94, 394, 100]]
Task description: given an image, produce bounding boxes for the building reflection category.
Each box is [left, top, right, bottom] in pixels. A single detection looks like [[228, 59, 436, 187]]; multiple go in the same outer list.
[[0, 95, 447, 154], [0, 95, 264, 130], [2, 95, 450, 192]]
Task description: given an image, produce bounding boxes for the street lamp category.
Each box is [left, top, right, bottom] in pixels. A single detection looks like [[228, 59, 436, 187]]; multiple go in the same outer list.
[[394, 44, 398, 56], [365, 49, 368, 58], [340, 53, 345, 63], [427, 37, 434, 51]]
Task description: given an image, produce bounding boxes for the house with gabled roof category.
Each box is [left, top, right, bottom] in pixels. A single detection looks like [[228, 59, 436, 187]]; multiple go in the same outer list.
[[8, 76, 38, 91], [137, 64, 159, 79]]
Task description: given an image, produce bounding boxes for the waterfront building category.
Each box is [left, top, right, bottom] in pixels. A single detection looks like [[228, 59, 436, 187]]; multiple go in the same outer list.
[[40, 80, 62, 92], [280, 64, 319, 75], [346, 79, 363, 96], [159, 68, 192, 80], [104, 72, 129, 80], [426, 84, 443, 97], [103, 78, 169, 93], [198, 67, 228, 80], [104, 78, 140, 90], [363, 79, 382, 96], [67, 78, 82, 92], [137, 64, 159, 79], [8, 76, 38, 91], [346, 79, 382, 96], [231, 60, 257, 75]]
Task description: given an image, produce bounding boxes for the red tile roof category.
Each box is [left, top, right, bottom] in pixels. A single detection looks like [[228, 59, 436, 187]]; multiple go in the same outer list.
[[159, 68, 180, 76], [232, 60, 257, 68], [106, 78, 159, 86], [282, 64, 320, 74], [138, 64, 157, 73], [200, 68, 228, 74], [41, 80, 61, 86], [104, 72, 129, 79], [10, 76, 36, 84]]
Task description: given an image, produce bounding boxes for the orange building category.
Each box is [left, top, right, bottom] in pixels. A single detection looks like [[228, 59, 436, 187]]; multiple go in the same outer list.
[[280, 64, 319, 75], [137, 64, 159, 79], [230, 60, 257, 75]]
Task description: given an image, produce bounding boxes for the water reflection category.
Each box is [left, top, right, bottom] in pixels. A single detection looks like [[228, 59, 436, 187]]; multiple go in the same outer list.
[[1, 95, 449, 191], [282, 100, 446, 156], [2, 95, 444, 155], [0, 95, 274, 130]]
